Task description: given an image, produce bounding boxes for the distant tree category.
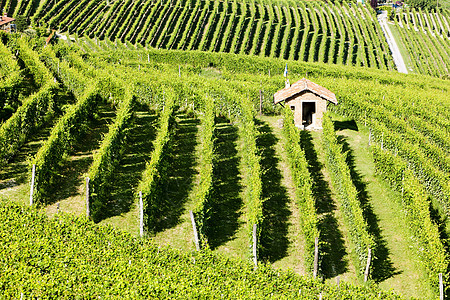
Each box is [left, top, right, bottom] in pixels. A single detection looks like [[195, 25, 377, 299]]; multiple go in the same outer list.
[[14, 15, 28, 32], [407, 0, 437, 10]]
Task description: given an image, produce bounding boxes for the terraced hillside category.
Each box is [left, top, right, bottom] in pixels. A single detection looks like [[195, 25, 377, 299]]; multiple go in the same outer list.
[[1, 30, 450, 298], [390, 8, 450, 77], [3, 0, 396, 70]]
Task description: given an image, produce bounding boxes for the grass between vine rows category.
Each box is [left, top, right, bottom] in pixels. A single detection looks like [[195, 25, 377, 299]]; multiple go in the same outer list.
[[327, 113, 435, 298], [386, 23, 416, 74], [0, 104, 436, 298]]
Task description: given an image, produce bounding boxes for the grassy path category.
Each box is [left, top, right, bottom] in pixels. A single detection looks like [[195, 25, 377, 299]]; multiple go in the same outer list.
[[0, 124, 53, 204], [259, 115, 306, 275], [99, 107, 159, 234], [151, 113, 199, 250], [302, 129, 356, 282], [205, 118, 247, 261], [331, 114, 434, 298], [43, 104, 116, 217]]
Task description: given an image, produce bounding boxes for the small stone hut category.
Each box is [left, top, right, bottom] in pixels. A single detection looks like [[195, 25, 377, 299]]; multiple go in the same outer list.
[[0, 14, 15, 33], [274, 78, 337, 130]]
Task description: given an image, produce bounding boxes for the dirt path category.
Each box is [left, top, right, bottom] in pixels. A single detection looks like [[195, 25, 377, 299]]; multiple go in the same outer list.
[[378, 10, 408, 74]]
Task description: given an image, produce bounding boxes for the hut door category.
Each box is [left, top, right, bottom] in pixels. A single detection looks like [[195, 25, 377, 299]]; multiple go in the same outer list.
[[302, 102, 316, 126]]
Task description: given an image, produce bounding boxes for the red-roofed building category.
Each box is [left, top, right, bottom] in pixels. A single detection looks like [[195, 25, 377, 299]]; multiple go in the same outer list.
[[274, 78, 337, 129], [0, 14, 15, 33]]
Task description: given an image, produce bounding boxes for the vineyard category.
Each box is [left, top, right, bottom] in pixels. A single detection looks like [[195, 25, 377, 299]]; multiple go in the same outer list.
[[390, 8, 450, 77], [2, 0, 397, 70], [1, 0, 450, 298]]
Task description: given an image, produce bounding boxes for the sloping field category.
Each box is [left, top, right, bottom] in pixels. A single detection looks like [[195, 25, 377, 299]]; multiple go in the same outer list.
[[390, 8, 450, 77], [3, 0, 396, 70], [1, 30, 449, 298]]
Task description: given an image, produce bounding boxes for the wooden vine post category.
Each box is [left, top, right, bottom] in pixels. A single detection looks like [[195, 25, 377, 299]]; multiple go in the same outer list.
[[259, 89, 263, 115], [189, 210, 200, 251], [139, 191, 144, 237], [364, 248, 372, 282], [253, 224, 258, 269], [29, 164, 36, 206], [439, 273, 444, 300], [313, 236, 319, 279], [85, 177, 90, 218]]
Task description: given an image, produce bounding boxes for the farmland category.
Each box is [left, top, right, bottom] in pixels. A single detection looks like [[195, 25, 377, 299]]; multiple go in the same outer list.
[[1, 0, 450, 298]]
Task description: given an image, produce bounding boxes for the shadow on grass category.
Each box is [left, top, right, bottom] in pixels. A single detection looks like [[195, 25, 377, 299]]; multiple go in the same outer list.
[[0, 89, 75, 190], [207, 117, 243, 249], [333, 119, 358, 131], [256, 119, 290, 263], [95, 106, 159, 221], [52, 104, 115, 204], [0, 125, 53, 189], [428, 199, 450, 299], [338, 135, 399, 283], [300, 130, 348, 279], [153, 113, 199, 232]]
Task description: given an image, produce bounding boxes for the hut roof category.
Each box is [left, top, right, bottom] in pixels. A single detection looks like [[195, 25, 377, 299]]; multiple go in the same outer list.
[[0, 15, 15, 27], [273, 78, 337, 105]]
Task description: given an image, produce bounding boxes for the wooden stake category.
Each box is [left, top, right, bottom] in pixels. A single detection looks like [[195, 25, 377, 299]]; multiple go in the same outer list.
[[337, 276, 340, 288], [253, 224, 258, 269], [178, 65, 181, 77], [259, 89, 263, 115], [56, 202, 60, 214], [189, 210, 200, 251], [147, 53, 150, 63], [85, 177, 90, 218], [439, 273, 444, 300], [29, 164, 36, 206], [364, 248, 372, 282], [401, 172, 405, 198], [139, 191, 144, 237], [313, 236, 319, 279]]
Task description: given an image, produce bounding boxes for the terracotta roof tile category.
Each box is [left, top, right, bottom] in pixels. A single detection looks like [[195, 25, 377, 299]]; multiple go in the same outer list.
[[274, 78, 337, 105], [0, 16, 15, 27]]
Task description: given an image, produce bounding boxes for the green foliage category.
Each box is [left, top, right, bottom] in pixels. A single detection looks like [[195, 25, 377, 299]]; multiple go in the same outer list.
[[407, 0, 437, 10], [238, 94, 263, 260], [0, 37, 57, 166], [16, 37, 53, 88], [0, 200, 402, 298], [14, 15, 28, 32], [0, 39, 22, 113], [281, 107, 319, 274], [192, 97, 216, 246], [0, 84, 57, 165], [88, 90, 135, 222], [21, 0, 393, 70], [322, 114, 375, 277], [137, 92, 176, 232], [32, 87, 99, 204], [372, 146, 448, 289]]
